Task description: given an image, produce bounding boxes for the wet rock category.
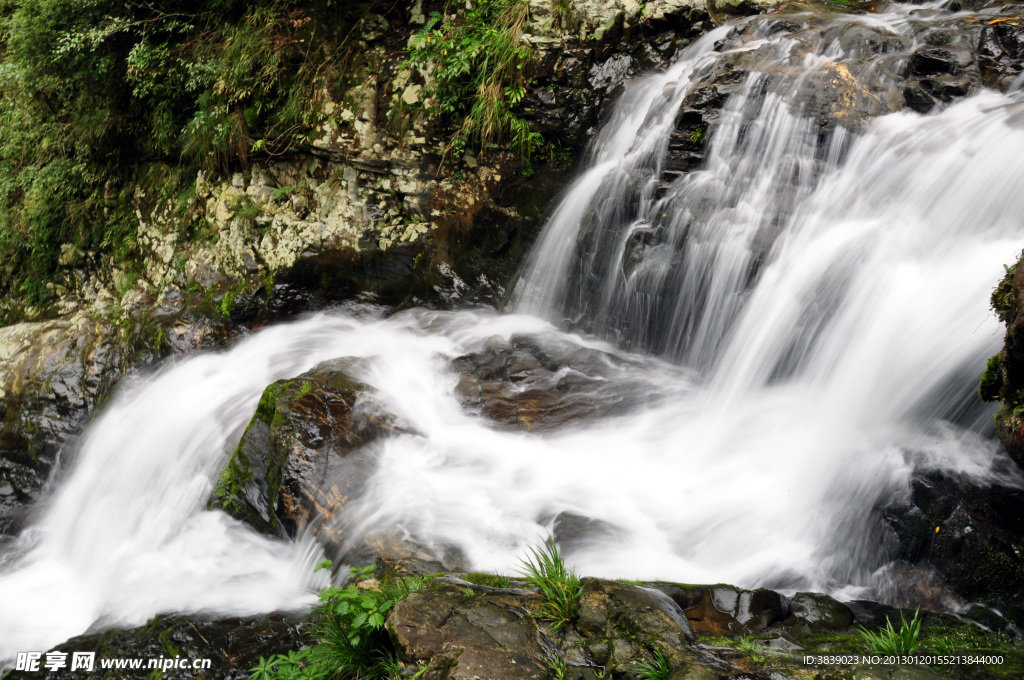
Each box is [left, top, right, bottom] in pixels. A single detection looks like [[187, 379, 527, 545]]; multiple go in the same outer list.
[[845, 599, 901, 629], [576, 579, 695, 658], [0, 317, 134, 534], [910, 45, 974, 78], [658, 64, 746, 195], [209, 359, 411, 556], [880, 467, 1024, 614], [979, 14, 1024, 89], [654, 584, 748, 635], [651, 583, 788, 635], [552, 512, 624, 553], [3, 613, 310, 680], [736, 588, 790, 631], [454, 335, 664, 431], [784, 592, 855, 631]]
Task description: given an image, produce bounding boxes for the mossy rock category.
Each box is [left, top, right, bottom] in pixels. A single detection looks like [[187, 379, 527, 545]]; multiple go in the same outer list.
[[208, 358, 411, 549]]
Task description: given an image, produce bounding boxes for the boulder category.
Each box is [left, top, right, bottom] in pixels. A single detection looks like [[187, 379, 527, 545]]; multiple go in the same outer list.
[[880, 467, 1024, 618], [388, 578, 550, 680], [209, 359, 411, 556]]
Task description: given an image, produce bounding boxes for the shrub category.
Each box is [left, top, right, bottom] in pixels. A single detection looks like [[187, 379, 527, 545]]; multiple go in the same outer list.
[[405, 0, 542, 158]]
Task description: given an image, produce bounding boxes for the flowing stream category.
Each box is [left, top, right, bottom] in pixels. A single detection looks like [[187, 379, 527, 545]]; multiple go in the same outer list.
[[5, 0, 1024, 661]]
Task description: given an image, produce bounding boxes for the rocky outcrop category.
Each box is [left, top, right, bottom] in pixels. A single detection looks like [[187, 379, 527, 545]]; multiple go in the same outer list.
[[386, 575, 1004, 680], [984, 257, 1024, 470], [0, 317, 136, 534], [389, 577, 700, 680], [0, 0, 745, 529], [881, 464, 1024, 624]]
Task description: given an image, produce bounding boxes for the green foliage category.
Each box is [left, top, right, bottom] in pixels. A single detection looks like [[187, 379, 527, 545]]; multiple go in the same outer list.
[[636, 653, 671, 680], [736, 636, 767, 664], [234, 198, 263, 225], [249, 649, 326, 680], [979, 353, 1004, 403], [858, 608, 921, 655], [517, 537, 582, 631], [695, 634, 734, 647], [463, 572, 512, 588], [0, 0, 371, 310], [992, 271, 1016, 322], [250, 565, 426, 680], [405, 0, 541, 158]]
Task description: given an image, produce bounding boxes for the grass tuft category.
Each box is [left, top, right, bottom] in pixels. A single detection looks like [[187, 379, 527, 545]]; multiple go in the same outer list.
[[637, 653, 671, 680], [858, 608, 921, 655], [517, 537, 582, 631]]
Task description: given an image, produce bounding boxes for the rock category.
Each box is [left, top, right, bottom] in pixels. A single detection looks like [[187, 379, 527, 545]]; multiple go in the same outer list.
[[551, 512, 624, 553], [209, 359, 411, 557], [880, 467, 1024, 615], [0, 317, 134, 534], [3, 613, 310, 680], [784, 592, 855, 631], [979, 14, 1024, 89], [453, 335, 664, 431], [389, 576, 697, 680], [651, 583, 788, 635], [575, 579, 695, 665], [388, 580, 550, 680]]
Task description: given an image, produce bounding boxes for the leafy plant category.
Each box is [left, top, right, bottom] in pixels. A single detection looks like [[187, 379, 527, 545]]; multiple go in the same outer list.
[[517, 537, 582, 631], [249, 563, 425, 680], [931, 636, 957, 655], [404, 0, 541, 159], [249, 649, 326, 680], [636, 653, 671, 680], [858, 608, 921, 655]]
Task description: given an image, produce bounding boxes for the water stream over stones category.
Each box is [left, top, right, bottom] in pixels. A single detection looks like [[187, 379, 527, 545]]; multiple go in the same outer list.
[[4, 0, 1024, 661]]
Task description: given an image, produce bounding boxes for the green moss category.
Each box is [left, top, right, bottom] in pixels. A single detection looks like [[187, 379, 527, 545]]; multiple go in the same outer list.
[[210, 380, 292, 521], [979, 354, 1003, 402], [463, 572, 512, 588], [298, 380, 313, 398], [696, 634, 735, 647], [800, 631, 865, 654], [992, 275, 1016, 323], [159, 626, 181, 657]]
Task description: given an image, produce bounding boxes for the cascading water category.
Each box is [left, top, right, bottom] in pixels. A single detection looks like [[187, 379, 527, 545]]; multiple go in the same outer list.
[[4, 0, 1024, 662]]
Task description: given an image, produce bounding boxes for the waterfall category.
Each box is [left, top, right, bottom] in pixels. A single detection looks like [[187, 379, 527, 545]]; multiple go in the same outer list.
[[5, 2, 1024, 661]]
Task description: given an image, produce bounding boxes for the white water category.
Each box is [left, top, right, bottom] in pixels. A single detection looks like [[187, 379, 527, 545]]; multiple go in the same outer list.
[[5, 3, 1024, 661]]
